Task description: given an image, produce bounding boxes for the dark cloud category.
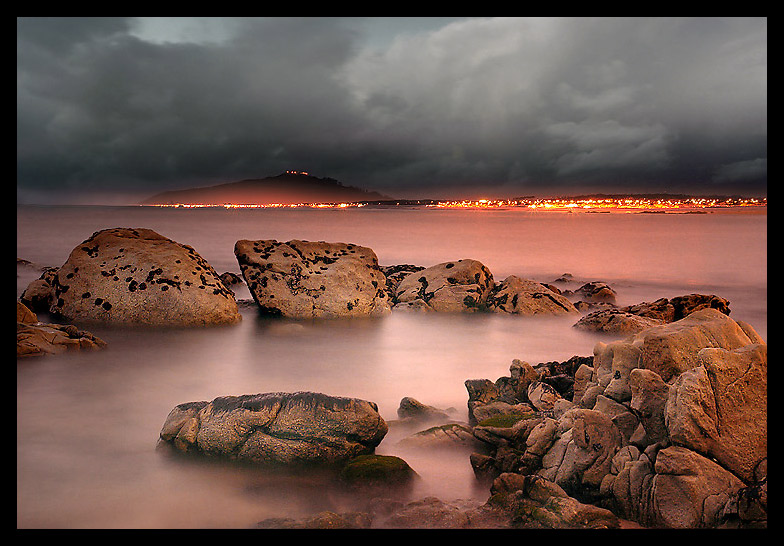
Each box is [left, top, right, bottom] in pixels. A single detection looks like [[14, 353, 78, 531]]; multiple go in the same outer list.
[[17, 17, 767, 203]]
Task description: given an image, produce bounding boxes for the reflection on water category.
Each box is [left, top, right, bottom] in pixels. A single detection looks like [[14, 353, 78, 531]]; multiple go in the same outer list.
[[17, 206, 766, 528]]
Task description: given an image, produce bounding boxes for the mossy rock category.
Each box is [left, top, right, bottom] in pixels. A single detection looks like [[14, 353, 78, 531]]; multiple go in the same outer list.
[[339, 454, 419, 490]]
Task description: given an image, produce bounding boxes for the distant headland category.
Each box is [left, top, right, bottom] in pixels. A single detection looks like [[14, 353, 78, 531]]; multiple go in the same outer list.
[[141, 171, 391, 206], [140, 171, 766, 211]]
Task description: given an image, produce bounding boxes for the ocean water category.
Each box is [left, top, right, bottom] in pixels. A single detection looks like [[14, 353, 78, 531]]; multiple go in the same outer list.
[[16, 204, 767, 528]]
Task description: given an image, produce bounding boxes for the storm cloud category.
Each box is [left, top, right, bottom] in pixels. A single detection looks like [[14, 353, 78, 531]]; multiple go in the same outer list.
[[17, 17, 767, 203]]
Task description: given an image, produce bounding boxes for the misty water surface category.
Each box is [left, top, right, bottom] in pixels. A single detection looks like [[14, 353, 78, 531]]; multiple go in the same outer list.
[[17, 205, 766, 528]]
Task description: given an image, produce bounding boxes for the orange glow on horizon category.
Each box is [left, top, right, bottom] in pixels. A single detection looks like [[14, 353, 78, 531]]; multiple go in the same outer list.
[[142, 195, 766, 211]]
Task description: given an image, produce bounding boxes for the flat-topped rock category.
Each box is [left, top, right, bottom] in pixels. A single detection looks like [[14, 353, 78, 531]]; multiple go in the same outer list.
[[234, 239, 390, 318], [158, 391, 388, 466]]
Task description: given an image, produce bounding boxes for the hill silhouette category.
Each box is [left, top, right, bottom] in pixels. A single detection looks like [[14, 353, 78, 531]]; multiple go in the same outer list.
[[141, 172, 391, 205]]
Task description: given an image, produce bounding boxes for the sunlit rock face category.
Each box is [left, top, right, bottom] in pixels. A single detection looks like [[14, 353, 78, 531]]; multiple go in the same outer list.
[[468, 308, 767, 528], [158, 391, 389, 465], [49, 228, 241, 326], [394, 259, 494, 312], [234, 239, 391, 318]]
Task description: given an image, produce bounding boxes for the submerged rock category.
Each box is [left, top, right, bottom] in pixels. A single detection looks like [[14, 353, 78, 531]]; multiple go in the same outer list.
[[234, 239, 390, 318], [396, 396, 453, 424], [48, 228, 240, 326], [158, 391, 388, 466], [339, 454, 419, 491]]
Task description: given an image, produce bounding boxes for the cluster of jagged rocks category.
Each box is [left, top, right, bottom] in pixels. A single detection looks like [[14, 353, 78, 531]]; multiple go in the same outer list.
[[17, 227, 767, 529]]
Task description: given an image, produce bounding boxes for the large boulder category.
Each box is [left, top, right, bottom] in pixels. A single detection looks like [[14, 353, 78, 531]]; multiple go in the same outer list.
[[158, 391, 388, 466], [665, 344, 767, 484], [648, 446, 746, 528], [486, 276, 578, 315], [628, 308, 760, 382], [234, 239, 390, 318], [48, 228, 240, 326], [394, 259, 494, 312]]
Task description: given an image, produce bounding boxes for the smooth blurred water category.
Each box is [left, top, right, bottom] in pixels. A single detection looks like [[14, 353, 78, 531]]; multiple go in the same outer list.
[[16, 205, 766, 528]]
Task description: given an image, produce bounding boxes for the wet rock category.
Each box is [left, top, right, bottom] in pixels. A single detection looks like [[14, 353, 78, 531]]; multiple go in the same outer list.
[[17, 300, 107, 358], [338, 454, 418, 492], [158, 391, 388, 465], [48, 228, 240, 326], [397, 423, 481, 450], [235, 239, 390, 318], [488, 473, 620, 529], [562, 281, 617, 304], [257, 511, 372, 529], [396, 396, 453, 424], [380, 497, 491, 529]]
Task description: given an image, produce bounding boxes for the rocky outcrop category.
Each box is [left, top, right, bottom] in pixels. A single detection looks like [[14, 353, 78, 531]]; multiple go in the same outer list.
[[234, 239, 390, 318], [627, 308, 761, 382], [394, 259, 494, 312], [486, 276, 578, 315], [574, 293, 733, 333], [158, 391, 388, 466], [47, 228, 240, 326], [466, 308, 767, 528], [17, 301, 107, 358], [665, 344, 767, 484], [489, 473, 621, 529]]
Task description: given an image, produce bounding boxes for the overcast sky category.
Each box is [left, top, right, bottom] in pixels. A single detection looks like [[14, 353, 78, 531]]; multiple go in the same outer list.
[[17, 17, 767, 204]]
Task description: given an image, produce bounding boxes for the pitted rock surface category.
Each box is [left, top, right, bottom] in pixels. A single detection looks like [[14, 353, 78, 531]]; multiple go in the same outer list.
[[49, 228, 241, 326], [234, 239, 390, 318], [394, 259, 494, 312], [487, 276, 578, 315]]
